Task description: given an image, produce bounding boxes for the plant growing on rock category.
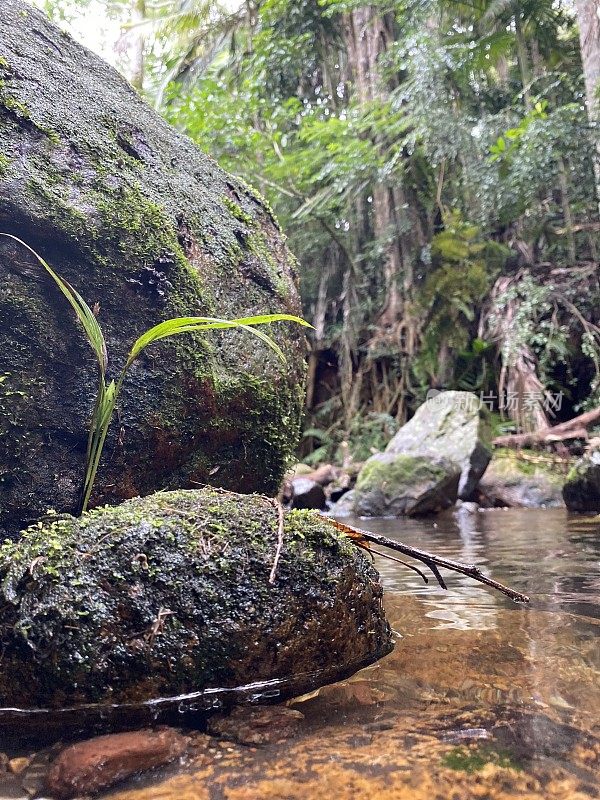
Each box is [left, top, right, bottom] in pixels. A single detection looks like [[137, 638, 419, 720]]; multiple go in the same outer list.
[[0, 233, 310, 514]]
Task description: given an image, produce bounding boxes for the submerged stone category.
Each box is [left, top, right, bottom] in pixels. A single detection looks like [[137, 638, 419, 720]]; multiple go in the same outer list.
[[207, 706, 304, 746], [46, 728, 189, 799], [0, 488, 392, 718], [0, 0, 306, 537]]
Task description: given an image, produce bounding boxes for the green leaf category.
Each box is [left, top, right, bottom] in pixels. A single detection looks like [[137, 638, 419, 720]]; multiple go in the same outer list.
[[125, 314, 311, 369], [0, 233, 108, 375], [1, 233, 311, 516]]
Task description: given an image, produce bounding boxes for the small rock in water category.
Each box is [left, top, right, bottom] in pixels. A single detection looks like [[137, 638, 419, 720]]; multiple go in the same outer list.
[[384, 390, 492, 500], [563, 449, 600, 512], [290, 477, 327, 509], [454, 500, 479, 515], [207, 706, 304, 745], [477, 452, 565, 508], [0, 772, 28, 800], [327, 489, 356, 517], [45, 727, 188, 799], [304, 464, 339, 487], [8, 757, 31, 776]]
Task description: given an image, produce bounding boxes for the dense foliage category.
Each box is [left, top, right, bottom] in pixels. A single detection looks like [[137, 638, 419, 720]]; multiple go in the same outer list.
[[36, 0, 600, 460]]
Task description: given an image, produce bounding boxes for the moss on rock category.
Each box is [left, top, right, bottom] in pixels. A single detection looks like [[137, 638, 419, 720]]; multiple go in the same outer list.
[[385, 391, 492, 499], [477, 450, 565, 508], [0, 0, 307, 536], [563, 450, 600, 512], [354, 452, 461, 516], [0, 488, 392, 714]]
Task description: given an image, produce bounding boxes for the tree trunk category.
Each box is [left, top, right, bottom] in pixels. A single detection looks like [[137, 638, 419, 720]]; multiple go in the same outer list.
[[129, 0, 146, 92], [576, 0, 600, 210], [515, 12, 532, 108], [481, 275, 549, 433], [305, 261, 333, 410], [344, 9, 413, 344]]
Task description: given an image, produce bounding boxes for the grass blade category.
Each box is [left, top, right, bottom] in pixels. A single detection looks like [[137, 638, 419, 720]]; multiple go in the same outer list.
[[0, 233, 108, 374], [126, 314, 311, 368], [1, 232, 311, 516]]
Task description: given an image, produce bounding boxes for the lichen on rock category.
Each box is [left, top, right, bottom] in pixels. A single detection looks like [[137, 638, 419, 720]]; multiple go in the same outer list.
[[353, 453, 461, 517], [351, 391, 490, 517]]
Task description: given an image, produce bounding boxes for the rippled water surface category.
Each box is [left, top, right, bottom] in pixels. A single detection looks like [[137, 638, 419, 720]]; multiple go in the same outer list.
[[5, 507, 600, 800]]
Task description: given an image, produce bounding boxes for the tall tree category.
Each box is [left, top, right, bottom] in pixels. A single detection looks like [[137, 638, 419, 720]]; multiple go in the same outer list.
[[575, 0, 600, 207]]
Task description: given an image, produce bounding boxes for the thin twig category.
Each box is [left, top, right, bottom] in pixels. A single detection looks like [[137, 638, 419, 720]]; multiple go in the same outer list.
[[369, 548, 429, 584], [366, 529, 527, 601], [269, 498, 285, 584], [328, 520, 529, 603]]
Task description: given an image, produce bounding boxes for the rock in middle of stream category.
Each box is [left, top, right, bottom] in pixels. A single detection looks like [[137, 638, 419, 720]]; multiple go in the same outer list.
[[0, 488, 391, 722], [351, 391, 492, 516]]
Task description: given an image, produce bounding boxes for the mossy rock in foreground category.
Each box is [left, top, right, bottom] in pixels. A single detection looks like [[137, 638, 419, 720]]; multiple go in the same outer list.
[[0, 488, 392, 716], [0, 0, 306, 537]]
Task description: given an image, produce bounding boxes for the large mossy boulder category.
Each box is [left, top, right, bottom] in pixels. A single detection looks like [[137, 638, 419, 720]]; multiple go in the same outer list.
[[0, 488, 392, 713], [0, 1, 306, 537], [563, 451, 600, 513], [353, 453, 460, 517], [385, 391, 492, 500]]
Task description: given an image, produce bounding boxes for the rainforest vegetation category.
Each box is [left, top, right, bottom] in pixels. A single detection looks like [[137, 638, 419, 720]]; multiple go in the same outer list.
[[38, 0, 600, 465]]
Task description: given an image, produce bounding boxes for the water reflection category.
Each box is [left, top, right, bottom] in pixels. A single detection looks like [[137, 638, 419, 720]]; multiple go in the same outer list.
[[368, 508, 600, 627]]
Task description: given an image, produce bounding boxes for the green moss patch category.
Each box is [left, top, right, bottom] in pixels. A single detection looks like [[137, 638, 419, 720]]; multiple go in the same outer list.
[[442, 745, 522, 773], [356, 454, 447, 493], [0, 488, 390, 711]]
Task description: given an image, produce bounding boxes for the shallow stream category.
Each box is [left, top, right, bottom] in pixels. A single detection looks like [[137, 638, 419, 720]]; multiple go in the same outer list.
[[2, 507, 599, 799]]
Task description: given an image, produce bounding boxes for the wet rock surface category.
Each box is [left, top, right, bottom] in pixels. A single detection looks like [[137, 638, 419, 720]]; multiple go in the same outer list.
[[385, 390, 492, 499], [23, 590, 594, 800], [328, 489, 357, 517], [0, 0, 306, 537], [477, 452, 565, 508], [1, 509, 598, 800], [563, 450, 600, 512], [289, 477, 327, 509], [353, 452, 461, 516], [0, 487, 391, 716], [351, 391, 491, 517], [45, 728, 188, 799]]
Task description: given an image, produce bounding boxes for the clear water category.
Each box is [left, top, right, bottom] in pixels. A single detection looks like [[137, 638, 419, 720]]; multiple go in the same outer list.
[[3, 507, 600, 800]]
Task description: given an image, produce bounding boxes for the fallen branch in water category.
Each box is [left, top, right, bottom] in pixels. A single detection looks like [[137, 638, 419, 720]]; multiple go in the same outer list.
[[368, 548, 430, 583], [327, 519, 530, 603]]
